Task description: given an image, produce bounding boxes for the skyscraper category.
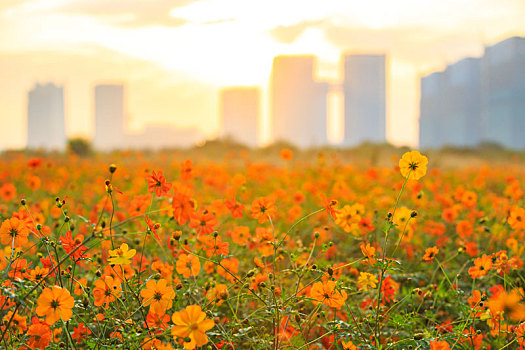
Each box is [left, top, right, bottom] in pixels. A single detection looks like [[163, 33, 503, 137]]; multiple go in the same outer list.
[[481, 36, 525, 149], [419, 36, 525, 150], [27, 83, 67, 151], [419, 57, 482, 149], [219, 87, 260, 147], [270, 55, 328, 148], [343, 54, 386, 146], [419, 71, 445, 149], [94, 84, 125, 150]]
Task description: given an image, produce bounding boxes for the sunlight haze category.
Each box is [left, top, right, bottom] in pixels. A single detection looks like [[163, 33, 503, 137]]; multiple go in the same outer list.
[[1, 0, 525, 149]]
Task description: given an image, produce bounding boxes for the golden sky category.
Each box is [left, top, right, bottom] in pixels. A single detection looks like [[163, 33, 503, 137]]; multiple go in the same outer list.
[[1, 0, 525, 149]]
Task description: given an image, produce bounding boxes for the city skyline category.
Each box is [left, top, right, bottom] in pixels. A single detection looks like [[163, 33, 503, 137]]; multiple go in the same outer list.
[[420, 36, 525, 150], [1, 0, 525, 150]]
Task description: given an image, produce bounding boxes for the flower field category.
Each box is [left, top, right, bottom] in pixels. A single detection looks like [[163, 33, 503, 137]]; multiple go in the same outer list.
[[0, 148, 524, 349]]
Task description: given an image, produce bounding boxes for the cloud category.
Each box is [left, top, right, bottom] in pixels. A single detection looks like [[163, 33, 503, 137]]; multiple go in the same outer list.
[[51, 0, 201, 27], [0, 44, 218, 150], [268, 19, 327, 44]]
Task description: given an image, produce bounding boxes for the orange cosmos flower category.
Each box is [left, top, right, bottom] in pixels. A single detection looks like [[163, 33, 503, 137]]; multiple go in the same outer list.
[[279, 148, 293, 161], [0, 183, 16, 202], [189, 209, 218, 236], [250, 197, 277, 223], [27, 266, 50, 282], [128, 194, 151, 216], [319, 193, 339, 220], [423, 246, 439, 262], [2, 310, 27, 334], [172, 192, 196, 225], [341, 340, 357, 350], [93, 275, 122, 309], [26, 317, 52, 350], [488, 289, 525, 321], [399, 151, 428, 180], [310, 281, 347, 309], [225, 198, 244, 218], [145, 311, 171, 334], [206, 284, 229, 306], [36, 286, 75, 325], [468, 254, 492, 278], [9, 258, 31, 280], [516, 322, 525, 347], [429, 340, 450, 350], [171, 305, 215, 350], [72, 323, 92, 344], [180, 159, 194, 181], [176, 254, 201, 278], [230, 226, 250, 246], [202, 235, 229, 257], [508, 207, 525, 231], [0, 217, 29, 247], [147, 170, 172, 197], [461, 190, 477, 208], [59, 230, 88, 262], [360, 242, 377, 265], [140, 279, 175, 315]]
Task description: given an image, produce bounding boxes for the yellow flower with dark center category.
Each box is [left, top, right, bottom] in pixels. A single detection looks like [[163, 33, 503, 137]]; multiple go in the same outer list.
[[108, 243, 136, 265], [171, 305, 215, 350], [335, 205, 361, 234], [357, 272, 378, 291], [399, 151, 428, 180]]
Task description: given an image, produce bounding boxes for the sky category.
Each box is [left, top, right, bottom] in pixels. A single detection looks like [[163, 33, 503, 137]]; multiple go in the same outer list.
[[1, 0, 525, 149]]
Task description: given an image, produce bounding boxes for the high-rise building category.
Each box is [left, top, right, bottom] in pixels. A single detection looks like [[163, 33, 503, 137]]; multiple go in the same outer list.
[[343, 54, 386, 146], [94, 84, 125, 150], [419, 36, 525, 149], [270, 55, 328, 148], [419, 72, 445, 149], [27, 83, 67, 151], [481, 36, 525, 149], [420, 57, 482, 149], [219, 87, 260, 147]]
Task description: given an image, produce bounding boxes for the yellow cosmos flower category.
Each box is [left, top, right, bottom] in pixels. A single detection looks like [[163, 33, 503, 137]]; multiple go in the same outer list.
[[171, 305, 215, 350], [108, 243, 136, 265], [357, 272, 378, 291], [399, 151, 428, 180], [335, 205, 361, 234]]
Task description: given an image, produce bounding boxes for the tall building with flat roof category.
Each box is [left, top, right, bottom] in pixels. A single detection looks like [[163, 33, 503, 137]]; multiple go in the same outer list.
[[343, 54, 386, 146], [270, 55, 328, 148], [94, 84, 125, 150], [419, 36, 525, 149], [420, 58, 482, 149], [27, 83, 66, 151], [419, 72, 445, 149], [219, 87, 260, 147], [481, 36, 525, 149]]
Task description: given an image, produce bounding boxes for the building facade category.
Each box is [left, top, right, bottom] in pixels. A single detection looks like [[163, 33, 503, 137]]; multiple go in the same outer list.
[[343, 54, 386, 146], [27, 83, 67, 151], [93, 84, 125, 150], [219, 87, 260, 147], [481, 36, 525, 149], [419, 36, 525, 149], [270, 55, 328, 148]]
